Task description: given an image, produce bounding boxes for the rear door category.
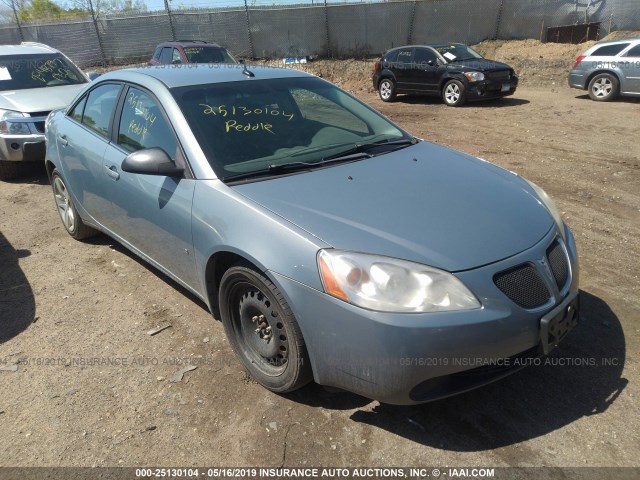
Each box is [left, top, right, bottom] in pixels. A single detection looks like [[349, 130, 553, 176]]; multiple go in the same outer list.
[[56, 82, 123, 226], [621, 43, 640, 93], [101, 85, 198, 289], [392, 47, 415, 90]]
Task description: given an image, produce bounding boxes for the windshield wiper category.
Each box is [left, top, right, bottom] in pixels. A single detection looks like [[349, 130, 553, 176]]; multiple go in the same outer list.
[[223, 138, 419, 183], [321, 137, 418, 161]]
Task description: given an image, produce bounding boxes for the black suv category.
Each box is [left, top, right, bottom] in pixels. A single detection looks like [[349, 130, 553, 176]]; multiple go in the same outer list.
[[372, 44, 518, 106]]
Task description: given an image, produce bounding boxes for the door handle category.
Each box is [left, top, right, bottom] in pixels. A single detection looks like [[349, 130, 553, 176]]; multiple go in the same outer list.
[[58, 135, 68, 147], [104, 164, 120, 180]]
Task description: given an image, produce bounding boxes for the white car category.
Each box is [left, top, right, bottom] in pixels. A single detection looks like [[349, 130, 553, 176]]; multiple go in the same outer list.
[[0, 42, 96, 180]]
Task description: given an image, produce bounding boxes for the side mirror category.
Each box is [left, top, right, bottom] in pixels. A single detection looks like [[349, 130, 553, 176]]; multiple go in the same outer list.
[[427, 60, 435, 66], [172, 59, 182, 65], [121, 148, 184, 177], [86, 71, 100, 81]]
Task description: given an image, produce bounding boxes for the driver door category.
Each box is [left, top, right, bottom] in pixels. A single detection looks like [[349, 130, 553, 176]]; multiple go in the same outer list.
[[101, 85, 198, 290]]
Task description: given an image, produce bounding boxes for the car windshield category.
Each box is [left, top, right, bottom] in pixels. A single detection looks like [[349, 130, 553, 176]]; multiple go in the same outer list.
[[172, 76, 410, 181], [0, 53, 87, 91], [183, 47, 236, 64], [434, 45, 484, 62]]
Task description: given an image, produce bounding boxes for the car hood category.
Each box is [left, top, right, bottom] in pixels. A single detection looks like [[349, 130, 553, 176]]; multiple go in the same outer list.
[[232, 142, 553, 272], [0, 84, 86, 114], [447, 59, 513, 72]]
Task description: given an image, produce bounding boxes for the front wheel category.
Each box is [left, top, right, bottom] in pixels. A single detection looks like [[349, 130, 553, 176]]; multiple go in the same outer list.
[[378, 78, 396, 102], [51, 169, 98, 240], [588, 73, 618, 102], [219, 264, 312, 393], [442, 80, 467, 107]]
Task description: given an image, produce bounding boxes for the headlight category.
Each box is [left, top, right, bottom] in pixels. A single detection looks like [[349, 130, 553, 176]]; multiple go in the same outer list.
[[317, 250, 481, 313], [0, 109, 30, 135], [525, 179, 565, 239], [463, 72, 485, 82]]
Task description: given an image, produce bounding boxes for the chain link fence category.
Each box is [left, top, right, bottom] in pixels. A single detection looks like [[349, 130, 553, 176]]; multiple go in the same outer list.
[[1, 0, 639, 68]]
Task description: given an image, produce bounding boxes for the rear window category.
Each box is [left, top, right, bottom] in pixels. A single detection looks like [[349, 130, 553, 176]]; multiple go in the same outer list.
[[183, 47, 236, 64], [624, 44, 640, 57], [591, 44, 630, 57], [0, 53, 87, 91]]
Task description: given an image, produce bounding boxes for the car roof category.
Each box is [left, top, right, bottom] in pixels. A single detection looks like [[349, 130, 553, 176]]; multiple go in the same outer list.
[[98, 64, 313, 89], [0, 42, 59, 55], [592, 37, 640, 46], [157, 41, 224, 48], [387, 43, 465, 51]]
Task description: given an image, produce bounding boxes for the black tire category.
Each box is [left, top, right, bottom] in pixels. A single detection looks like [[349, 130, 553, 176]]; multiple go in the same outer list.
[[219, 264, 312, 393], [0, 161, 19, 181], [378, 78, 396, 102], [588, 73, 618, 102], [51, 169, 98, 240], [442, 79, 467, 107]]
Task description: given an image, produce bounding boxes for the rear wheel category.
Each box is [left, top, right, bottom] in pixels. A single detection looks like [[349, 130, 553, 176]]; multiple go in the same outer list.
[[588, 73, 618, 102], [219, 264, 312, 393], [378, 78, 396, 102], [442, 80, 467, 107], [51, 169, 98, 240]]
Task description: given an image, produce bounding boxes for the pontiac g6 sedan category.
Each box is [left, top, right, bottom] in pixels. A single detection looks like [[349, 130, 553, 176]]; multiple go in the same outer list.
[[45, 65, 579, 405]]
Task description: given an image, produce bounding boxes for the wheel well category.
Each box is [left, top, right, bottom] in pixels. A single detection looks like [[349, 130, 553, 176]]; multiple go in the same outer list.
[[45, 160, 56, 181], [205, 251, 259, 319], [586, 70, 621, 91], [439, 75, 463, 90]]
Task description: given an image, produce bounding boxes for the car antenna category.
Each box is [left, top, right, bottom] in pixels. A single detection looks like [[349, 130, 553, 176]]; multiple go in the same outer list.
[[239, 59, 255, 78]]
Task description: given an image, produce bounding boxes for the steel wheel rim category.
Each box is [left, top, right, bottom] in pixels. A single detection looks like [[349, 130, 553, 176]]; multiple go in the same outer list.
[[445, 83, 460, 103], [593, 78, 612, 97], [231, 282, 289, 376], [380, 81, 392, 99], [53, 177, 76, 232]]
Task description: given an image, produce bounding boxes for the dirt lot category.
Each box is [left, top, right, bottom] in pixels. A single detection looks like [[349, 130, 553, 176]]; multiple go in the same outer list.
[[1, 38, 639, 471]]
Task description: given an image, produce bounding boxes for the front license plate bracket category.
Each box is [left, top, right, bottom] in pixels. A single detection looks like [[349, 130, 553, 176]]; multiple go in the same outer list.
[[540, 291, 580, 355]]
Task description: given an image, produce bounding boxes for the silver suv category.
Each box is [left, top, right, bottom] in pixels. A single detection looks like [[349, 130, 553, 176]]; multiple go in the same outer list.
[[569, 38, 640, 102], [0, 42, 92, 180]]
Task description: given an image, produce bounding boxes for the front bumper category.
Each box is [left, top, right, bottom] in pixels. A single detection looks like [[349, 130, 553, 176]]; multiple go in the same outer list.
[[466, 76, 518, 99], [272, 225, 579, 405], [0, 133, 46, 162]]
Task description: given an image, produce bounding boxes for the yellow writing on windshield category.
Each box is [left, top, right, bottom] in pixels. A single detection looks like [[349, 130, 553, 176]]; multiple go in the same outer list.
[[200, 104, 295, 121], [31, 58, 72, 83], [225, 120, 274, 135]]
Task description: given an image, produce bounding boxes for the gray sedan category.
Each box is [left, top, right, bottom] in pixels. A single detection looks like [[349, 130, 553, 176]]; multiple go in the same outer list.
[[45, 65, 579, 404]]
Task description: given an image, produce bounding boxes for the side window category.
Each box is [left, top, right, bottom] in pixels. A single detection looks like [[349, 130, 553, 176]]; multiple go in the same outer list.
[[624, 44, 640, 57], [172, 48, 182, 64], [291, 88, 368, 134], [591, 43, 630, 57], [81, 83, 121, 137], [118, 87, 178, 160], [152, 47, 162, 60], [384, 50, 399, 63], [68, 95, 87, 123], [413, 48, 437, 66], [159, 47, 173, 64], [396, 48, 414, 65]]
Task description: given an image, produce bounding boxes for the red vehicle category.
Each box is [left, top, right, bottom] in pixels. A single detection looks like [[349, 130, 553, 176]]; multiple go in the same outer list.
[[148, 40, 237, 66]]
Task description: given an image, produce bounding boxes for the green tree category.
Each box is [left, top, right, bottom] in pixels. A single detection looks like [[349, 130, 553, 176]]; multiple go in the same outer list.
[[19, 0, 64, 22]]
